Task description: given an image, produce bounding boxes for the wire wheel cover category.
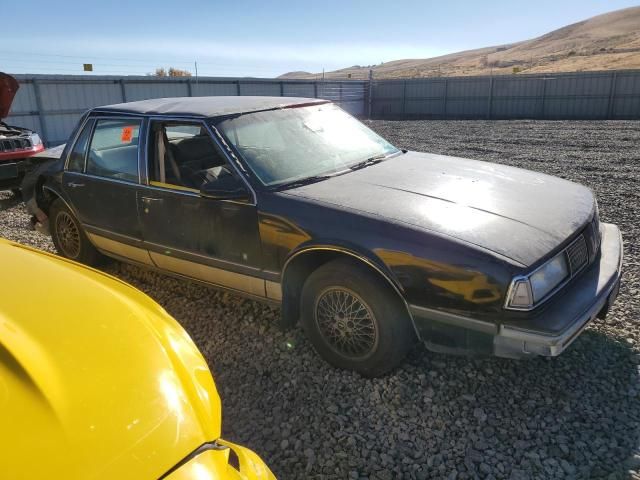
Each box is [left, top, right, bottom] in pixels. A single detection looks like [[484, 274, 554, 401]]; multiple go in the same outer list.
[[314, 287, 379, 360], [56, 211, 81, 258]]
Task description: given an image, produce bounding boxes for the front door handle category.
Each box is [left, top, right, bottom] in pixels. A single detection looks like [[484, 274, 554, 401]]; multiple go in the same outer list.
[[141, 196, 163, 214], [66, 182, 85, 188], [141, 197, 163, 204]]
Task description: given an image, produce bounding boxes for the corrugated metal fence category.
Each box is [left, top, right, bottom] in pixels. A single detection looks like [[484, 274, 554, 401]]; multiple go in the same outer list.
[[370, 70, 640, 120], [6, 70, 640, 145], [6, 75, 368, 145]]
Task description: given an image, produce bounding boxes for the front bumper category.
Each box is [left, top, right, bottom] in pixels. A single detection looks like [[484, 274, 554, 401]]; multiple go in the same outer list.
[[494, 223, 622, 358], [163, 438, 276, 480], [0, 157, 34, 190], [410, 223, 623, 358]]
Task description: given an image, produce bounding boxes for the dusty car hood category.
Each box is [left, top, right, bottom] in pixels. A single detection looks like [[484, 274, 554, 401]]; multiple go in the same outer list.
[[0, 72, 19, 119], [284, 151, 595, 266], [0, 240, 221, 480]]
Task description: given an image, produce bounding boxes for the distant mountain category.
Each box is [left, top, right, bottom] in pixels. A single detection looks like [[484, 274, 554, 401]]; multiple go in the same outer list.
[[279, 6, 640, 79]]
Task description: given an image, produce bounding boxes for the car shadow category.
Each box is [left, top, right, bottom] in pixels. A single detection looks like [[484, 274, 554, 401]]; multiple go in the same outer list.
[[385, 328, 640, 479]]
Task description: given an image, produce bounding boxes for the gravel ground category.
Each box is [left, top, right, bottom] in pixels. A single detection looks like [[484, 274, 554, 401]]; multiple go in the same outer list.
[[1, 120, 639, 479]]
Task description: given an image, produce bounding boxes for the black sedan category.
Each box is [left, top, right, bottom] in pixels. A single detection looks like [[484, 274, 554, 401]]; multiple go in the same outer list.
[[28, 96, 623, 377]]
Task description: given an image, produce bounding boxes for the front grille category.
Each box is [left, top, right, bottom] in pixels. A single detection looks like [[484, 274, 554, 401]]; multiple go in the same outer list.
[[565, 234, 588, 274], [0, 138, 31, 152]]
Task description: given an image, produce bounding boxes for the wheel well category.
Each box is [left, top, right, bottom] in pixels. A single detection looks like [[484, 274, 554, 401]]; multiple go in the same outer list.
[[279, 249, 412, 330], [40, 185, 58, 214]]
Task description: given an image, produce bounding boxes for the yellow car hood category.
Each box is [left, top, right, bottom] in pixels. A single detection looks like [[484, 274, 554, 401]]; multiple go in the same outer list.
[[0, 240, 222, 480]]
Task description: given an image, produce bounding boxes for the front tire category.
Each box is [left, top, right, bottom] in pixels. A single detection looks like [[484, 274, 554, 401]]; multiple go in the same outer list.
[[50, 198, 102, 266], [301, 258, 416, 377]]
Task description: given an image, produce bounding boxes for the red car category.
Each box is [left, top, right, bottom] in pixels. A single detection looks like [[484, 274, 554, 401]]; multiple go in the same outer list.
[[0, 72, 45, 193]]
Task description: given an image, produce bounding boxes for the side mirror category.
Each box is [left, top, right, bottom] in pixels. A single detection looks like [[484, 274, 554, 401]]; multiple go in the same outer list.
[[199, 168, 250, 201]]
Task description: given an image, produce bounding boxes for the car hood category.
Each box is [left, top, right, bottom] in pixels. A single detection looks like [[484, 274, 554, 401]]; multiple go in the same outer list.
[[284, 151, 595, 266], [0, 72, 19, 119], [0, 240, 221, 480]]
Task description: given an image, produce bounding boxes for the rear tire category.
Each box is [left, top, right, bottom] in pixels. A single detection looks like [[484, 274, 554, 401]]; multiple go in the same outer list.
[[300, 258, 416, 377], [50, 198, 102, 266]]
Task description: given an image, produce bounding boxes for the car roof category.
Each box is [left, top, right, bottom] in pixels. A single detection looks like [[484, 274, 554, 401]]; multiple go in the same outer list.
[[94, 96, 329, 118]]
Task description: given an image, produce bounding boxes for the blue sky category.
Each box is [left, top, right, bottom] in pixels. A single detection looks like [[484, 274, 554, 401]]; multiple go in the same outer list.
[[2, 0, 638, 77]]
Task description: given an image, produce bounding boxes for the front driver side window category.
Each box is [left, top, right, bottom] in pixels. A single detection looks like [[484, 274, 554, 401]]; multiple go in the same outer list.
[[86, 119, 141, 183], [147, 121, 228, 191]]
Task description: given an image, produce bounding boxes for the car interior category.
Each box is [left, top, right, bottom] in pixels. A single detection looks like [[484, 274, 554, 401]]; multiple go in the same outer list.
[[148, 122, 230, 191]]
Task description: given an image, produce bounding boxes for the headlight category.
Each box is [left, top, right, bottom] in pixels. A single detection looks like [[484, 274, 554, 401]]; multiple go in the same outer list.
[[529, 252, 569, 302], [506, 252, 569, 309], [29, 133, 42, 147]]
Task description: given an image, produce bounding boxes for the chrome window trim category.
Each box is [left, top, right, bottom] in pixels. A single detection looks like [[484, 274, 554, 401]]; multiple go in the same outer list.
[[504, 232, 590, 312], [63, 115, 94, 172], [75, 115, 145, 185], [204, 122, 257, 205], [78, 172, 142, 187]]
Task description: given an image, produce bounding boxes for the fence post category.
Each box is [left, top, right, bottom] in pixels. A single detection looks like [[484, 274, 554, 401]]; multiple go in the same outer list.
[[402, 80, 407, 117], [187, 78, 193, 97], [279, 81, 284, 97], [540, 77, 547, 119], [32, 78, 49, 146], [119, 79, 127, 102], [443, 79, 448, 119], [314, 82, 318, 98], [487, 77, 494, 119], [607, 71, 618, 119], [236, 80, 241, 96], [367, 69, 373, 119]]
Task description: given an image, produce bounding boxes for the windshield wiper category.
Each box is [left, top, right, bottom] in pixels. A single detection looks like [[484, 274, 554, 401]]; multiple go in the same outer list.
[[274, 174, 333, 191], [348, 154, 390, 171]]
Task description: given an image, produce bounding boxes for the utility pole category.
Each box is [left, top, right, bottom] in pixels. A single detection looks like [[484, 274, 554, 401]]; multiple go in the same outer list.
[[194, 61, 199, 83]]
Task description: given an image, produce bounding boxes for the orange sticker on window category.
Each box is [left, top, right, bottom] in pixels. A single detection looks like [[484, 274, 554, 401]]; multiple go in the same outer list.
[[121, 126, 133, 143]]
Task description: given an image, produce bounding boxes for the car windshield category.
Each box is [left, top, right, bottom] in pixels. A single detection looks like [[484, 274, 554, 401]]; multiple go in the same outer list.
[[215, 103, 400, 187]]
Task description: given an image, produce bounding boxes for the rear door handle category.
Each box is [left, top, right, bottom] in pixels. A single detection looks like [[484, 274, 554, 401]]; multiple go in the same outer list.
[[66, 182, 85, 188]]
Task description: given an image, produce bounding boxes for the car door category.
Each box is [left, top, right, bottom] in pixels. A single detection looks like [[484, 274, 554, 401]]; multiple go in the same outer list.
[[63, 116, 152, 265], [137, 119, 264, 296]]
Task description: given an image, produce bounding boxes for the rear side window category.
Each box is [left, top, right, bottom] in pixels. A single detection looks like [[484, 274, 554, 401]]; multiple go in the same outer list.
[[67, 119, 94, 172], [86, 119, 141, 183]]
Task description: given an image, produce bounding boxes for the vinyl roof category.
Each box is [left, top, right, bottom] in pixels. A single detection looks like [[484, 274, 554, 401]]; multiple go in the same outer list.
[[95, 96, 328, 118]]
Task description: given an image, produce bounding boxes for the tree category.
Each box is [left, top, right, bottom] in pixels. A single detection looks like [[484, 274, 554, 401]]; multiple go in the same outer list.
[[152, 67, 192, 77]]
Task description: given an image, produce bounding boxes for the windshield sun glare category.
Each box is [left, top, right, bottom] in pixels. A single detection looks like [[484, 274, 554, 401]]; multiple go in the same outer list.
[[216, 104, 399, 187]]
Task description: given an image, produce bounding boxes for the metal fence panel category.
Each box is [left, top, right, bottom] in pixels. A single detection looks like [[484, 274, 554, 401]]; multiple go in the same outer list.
[[125, 81, 190, 102], [6, 75, 367, 145], [371, 69, 640, 120], [406, 79, 447, 98], [10, 82, 37, 113], [238, 82, 281, 96], [192, 82, 238, 96], [39, 81, 122, 110], [8, 71, 636, 145], [405, 99, 445, 116], [282, 82, 316, 97], [43, 113, 85, 145]]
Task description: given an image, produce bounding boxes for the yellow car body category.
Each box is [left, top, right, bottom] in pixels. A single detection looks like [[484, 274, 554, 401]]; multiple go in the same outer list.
[[0, 238, 275, 480]]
